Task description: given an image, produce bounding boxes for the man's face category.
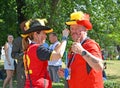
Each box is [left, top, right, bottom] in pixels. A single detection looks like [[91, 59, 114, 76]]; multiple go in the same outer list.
[[70, 25, 86, 42], [49, 34, 57, 43]]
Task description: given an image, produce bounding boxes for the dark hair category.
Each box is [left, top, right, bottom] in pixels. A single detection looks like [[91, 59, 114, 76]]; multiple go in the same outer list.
[[49, 32, 58, 37]]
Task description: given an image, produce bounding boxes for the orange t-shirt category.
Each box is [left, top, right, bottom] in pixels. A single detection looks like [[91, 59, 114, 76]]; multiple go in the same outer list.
[[68, 39, 104, 88]]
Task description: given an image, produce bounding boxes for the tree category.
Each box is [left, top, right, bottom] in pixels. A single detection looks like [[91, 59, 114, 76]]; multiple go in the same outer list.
[[0, 0, 120, 57], [0, 0, 18, 45]]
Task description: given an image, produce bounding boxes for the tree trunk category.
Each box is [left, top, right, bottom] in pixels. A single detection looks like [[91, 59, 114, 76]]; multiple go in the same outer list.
[[16, 0, 26, 29]]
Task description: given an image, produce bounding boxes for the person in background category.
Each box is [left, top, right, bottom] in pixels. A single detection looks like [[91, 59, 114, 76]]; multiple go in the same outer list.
[[3, 35, 14, 88], [21, 18, 69, 88], [48, 32, 62, 83], [101, 49, 107, 80], [0, 69, 4, 80], [58, 11, 104, 88], [11, 21, 26, 88], [1, 46, 5, 61]]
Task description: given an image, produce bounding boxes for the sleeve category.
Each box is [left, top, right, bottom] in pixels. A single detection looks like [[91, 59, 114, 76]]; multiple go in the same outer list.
[[84, 40, 102, 59], [37, 45, 52, 61], [11, 37, 23, 59]]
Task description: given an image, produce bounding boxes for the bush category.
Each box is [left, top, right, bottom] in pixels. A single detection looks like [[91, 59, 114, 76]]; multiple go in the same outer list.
[[104, 80, 120, 88]]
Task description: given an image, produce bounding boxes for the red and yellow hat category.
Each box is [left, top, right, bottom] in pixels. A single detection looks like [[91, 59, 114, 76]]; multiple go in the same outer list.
[[66, 11, 92, 30]]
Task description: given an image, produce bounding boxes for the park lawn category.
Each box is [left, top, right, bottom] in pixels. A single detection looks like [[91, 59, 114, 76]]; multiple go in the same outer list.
[[105, 60, 120, 84], [0, 60, 120, 88]]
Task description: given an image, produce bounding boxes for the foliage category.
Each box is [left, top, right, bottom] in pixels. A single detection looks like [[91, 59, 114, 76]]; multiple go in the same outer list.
[[104, 81, 120, 88], [0, 0, 120, 56], [0, 0, 18, 46]]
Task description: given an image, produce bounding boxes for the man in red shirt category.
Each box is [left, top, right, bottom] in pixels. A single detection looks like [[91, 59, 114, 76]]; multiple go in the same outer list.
[[58, 11, 104, 88]]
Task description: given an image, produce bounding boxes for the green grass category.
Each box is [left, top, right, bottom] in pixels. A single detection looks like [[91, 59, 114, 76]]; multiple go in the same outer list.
[[105, 60, 120, 85], [0, 60, 120, 88]]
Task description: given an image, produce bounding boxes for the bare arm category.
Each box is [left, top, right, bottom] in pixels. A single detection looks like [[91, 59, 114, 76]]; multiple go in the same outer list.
[[71, 42, 103, 72], [82, 51, 103, 71], [50, 29, 69, 61], [50, 40, 67, 60], [4, 43, 11, 65]]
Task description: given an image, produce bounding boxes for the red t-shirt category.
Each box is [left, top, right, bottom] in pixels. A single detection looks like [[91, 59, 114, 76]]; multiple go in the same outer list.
[[68, 39, 104, 88], [23, 44, 52, 88]]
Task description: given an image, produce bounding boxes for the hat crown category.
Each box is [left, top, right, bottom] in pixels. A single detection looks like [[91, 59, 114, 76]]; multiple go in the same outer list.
[[30, 19, 47, 28], [24, 19, 47, 31], [70, 11, 84, 21], [70, 11, 90, 21], [30, 20, 42, 28]]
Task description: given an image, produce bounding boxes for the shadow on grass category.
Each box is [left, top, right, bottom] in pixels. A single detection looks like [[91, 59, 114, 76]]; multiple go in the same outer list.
[[107, 75, 120, 86], [107, 75, 120, 80]]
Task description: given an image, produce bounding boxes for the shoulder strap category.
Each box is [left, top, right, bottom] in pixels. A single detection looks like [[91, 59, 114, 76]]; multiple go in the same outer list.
[[67, 37, 89, 68], [24, 51, 33, 88]]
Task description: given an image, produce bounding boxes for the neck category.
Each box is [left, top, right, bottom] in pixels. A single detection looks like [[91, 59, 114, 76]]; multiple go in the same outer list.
[[80, 36, 88, 44], [8, 41, 12, 44]]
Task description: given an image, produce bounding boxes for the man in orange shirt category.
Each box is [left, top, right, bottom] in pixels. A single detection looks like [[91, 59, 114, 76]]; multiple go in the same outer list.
[[58, 11, 104, 88]]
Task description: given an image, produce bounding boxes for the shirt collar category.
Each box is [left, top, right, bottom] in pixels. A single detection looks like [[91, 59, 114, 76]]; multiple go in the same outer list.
[[80, 37, 88, 44]]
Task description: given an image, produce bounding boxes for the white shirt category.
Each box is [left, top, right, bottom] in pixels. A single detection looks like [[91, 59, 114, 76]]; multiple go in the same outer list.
[[48, 41, 62, 66]]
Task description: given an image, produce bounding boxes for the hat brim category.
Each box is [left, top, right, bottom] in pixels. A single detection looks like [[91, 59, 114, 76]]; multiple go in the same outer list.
[[66, 21, 77, 25], [22, 26, 53, 34], [66, 20, 92, 30]]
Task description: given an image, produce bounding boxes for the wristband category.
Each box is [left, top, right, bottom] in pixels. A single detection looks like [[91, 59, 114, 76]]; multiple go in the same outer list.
[[62, 36, 68, 40]]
